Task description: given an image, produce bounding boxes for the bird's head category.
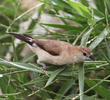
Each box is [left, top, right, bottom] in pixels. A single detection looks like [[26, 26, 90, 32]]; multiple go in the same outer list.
[[75, 46, 94, 62]]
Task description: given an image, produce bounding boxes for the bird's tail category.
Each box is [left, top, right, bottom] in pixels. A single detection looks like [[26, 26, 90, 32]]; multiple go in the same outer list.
[[9, 33, 35, 46]]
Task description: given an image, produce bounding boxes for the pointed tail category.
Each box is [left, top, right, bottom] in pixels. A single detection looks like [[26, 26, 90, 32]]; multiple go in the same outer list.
[[9, 33, 34, 46]]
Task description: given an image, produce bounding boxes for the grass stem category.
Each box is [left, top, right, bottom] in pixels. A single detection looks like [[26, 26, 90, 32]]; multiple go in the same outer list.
[[78, 63, 84, 100]]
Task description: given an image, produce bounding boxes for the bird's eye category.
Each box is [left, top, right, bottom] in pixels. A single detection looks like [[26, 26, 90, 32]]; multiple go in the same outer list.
[[83, 52, 87, 56]]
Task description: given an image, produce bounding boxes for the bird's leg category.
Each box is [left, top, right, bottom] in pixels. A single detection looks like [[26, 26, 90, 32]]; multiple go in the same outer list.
[[37, 60, 48, 76], [37, 60, 47, 70]]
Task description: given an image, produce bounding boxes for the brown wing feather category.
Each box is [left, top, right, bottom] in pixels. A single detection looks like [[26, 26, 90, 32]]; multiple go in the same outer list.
[[34, 39, 72, 56]]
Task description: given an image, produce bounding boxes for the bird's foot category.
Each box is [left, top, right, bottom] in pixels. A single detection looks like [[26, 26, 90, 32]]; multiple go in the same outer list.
[[42, 65, 49, 76], [43, 65, 47, 70], [37, 60, 49, 76]]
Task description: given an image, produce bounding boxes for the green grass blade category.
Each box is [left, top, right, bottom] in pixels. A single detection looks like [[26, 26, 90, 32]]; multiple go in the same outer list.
[[40, 23, 83, 31], [78, 63, 84, 100], [0, 58, 42, 73], [89, 28, 108, 50], [67, 0, 91, 18], [85, 77, 110, 100], [22, 77, 48, 86], [80, 0, 89, 6], [21, 53, 36, 63], [105, 39, 110, 59], [55, 79, 74, 100], [81, 27, 93, 46], [0, 5, 15, 17], [45, 67, 65, 87], [78, 27, 93, 100]]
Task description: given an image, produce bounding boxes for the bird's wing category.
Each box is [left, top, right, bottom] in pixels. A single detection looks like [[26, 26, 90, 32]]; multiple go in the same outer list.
[[34, 39, 72, 56], [9, 33, 72, 56]]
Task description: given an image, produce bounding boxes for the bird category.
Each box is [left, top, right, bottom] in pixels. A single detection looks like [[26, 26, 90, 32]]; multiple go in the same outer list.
[[9, 33, 94, 70]]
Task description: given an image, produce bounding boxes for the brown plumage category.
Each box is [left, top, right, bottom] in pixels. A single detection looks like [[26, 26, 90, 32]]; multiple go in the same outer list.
[[9, 33, 94, 70]]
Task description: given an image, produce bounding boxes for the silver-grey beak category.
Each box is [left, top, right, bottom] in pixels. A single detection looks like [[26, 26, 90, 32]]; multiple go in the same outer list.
[[89, 54, 94, 61]]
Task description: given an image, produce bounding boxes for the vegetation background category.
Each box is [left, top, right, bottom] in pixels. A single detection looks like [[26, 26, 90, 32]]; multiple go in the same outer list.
[[0, 0, 110, 100]]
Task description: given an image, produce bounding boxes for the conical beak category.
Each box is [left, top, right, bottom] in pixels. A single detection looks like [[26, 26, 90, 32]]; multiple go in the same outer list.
[[89, 54, 95, 61]]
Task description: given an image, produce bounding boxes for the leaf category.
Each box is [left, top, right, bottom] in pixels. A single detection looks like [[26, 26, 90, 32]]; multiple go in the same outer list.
[[45, 67, 65, 87], [80, 0, 89, 7], [0, 5, 15, 17], [21, 53, 36, 63], [67, 0, 91, 18], [41, 23, 83, 31], [22, 77, 48, 86], [0, 58, 42, 73], [93, 8, 104, 18], [83, 95, 106, 100], [78, 64, 84, 100], [49, 0, 72, 10], [40, 91, 51, 100], [81, 27, 93, 46], [105, 39, 110, 59], [89, 28, 109, 50], [85, 77, 110, 100], [94, 0, 105, 13], [105, 0, 110, 13], [55, 79, 74, 100], [79, 26, 93, 100], [59, 15, 87, 24]]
